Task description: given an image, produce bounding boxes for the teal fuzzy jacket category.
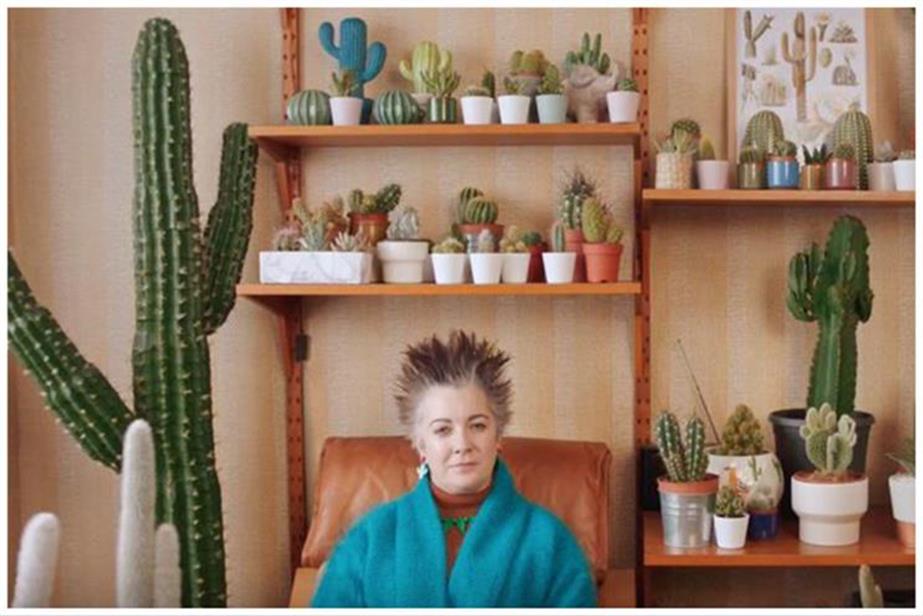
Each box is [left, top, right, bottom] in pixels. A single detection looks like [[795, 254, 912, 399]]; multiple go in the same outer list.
[[311, 459, 597, 607]]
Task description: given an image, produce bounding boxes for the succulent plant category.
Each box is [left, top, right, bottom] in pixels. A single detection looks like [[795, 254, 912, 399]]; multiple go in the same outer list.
[[550, 221, 566, 252], [538, 64, 564, 95], [671, 118, 701, 140], [558, 168, 597, 230], [510, 49, 550, 76], [463, 196, 499, 224], [657, 129, 696, 155], [431, 236, 465, 254], [581, 197, 623, 245], [899, 149, 915, 160], [617, 78, 638, 92], [719, 404, 766, 456], [771, 139, 798, 158], [698, 136, 716, 161], [330, 69, 358, 97], [874, 141, 897, 163], [887, 437, 915, 476], [522, 231, 543, 247], [481, 70, 496, 98], [474, 228, 496, 253], [833, 142, 856, 161], [654, 411, 709, 483], [802, 144, 831, 165], [331, 230, 370, 252], [564, 32, 611, 76], [463, 84, 491, 97], [799, 403, 857, 478], [499, 225, 528, 253], [739, 143, 765, 164], [832, 103, 873, 188], [386, 206, 421, 240], [399, 41, 452, 94], [271, 226, 302, 251], [348, 183, 402, 215], [298, 219, 329, 251], [421, 69, 461, 98], [787, 215, 873, 417], [502, 76, 523, 96], [715, 485, 746, 518]]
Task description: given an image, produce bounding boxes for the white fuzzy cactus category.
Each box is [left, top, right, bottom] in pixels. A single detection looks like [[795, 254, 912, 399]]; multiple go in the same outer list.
[[386, 206, 421, 240], [13, 512, 60, 607]]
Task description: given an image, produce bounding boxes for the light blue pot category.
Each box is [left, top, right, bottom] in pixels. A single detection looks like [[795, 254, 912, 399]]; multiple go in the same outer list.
[[766, 159, 800, 189]]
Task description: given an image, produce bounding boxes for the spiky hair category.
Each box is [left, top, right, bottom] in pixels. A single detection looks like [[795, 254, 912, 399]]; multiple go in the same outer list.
[[394, 330, 513, 435]]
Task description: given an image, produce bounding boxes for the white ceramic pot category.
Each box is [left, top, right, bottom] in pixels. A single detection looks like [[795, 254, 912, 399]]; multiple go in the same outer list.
[[791, 473, 868, 546], [541, 252, 577, 284], [714, 514, 750, 549], [501, 253, 530, 283], [259, 251, 373, 284], [469, 253, 504, 284], [655, 152, 694, 189], [696, 160, 730, 190], [889, 473, 915, 548], [706, 450, 784, 513], [893, 160, 915, 190], [461, 96, 494, 125], [497, 95, 531, 125], [431, 253, 467, 284], [330, 97, 363, 126], [606, 91, 640, 123], [536, 94, 567, 124], [867, 162, 896, 191], [376, 241, 429, 283]]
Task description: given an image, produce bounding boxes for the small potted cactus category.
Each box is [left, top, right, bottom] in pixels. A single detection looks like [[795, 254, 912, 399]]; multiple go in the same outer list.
[[498, 76, 531, 125], [654, 411, 719, 549], [791, 404, 868, 546], [508, 49, 549, 98], [893, 149, 915, 191], [347, 183, 402, 246], [376, 207, 430, 284], [329, 69, 363, 126], [430, 236, 467, 284], [542, 222, 576, 284], [457, 188, 503, 252], [580, 197, 623, 283], [522, 230, 546, 283], [867, 141, 897, 191], [800, 144, 830, 190], [825, 143, 858, 189], [399, 40, 453, 110], [469, 229, 504, 284], [655, 129, 696, 190], [535, 64, 567, 124], [498, 226, 531, 284], [563, 32, 618, 123], [558, 168, 597, 283], [460, 71, 495, 125], [737, 143, 765, 189], [713, 485, 749, 549], [372, 90, 423, 125], [766, 139, 800, 189], [287, 89, 332, 125], [606, 78, 640, 123], [695, 136, 729, 190], [706, 404, 784, 540], [421, 68, 461, 124], [887, 436, 914, 548]]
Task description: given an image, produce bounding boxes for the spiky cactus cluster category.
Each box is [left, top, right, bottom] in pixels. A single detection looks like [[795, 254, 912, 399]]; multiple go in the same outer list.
[[787, 215, 873, 417], [715, 485, 746, 518], [581, 197, 623, 245], [558, 168, 597, 230], [743, 110, 785, 155], [671, 118, 701, 140], [802, 144, 831, 165], [386, 206, 421, 240], [464, 196, 499, 224], [719, 404, 766, 456], [331, 230, 370, 252], [833, 142, 856, 161], [431, 236, 465, 254], [832, 104, 873, 188], [510, 49, 550, 76], [657, 129, 696, 155], [771, 140, 798, 158], [348, 183, 402, 214], [564, 32, 611, 75], [799, 403, 857, 478], [654, 411, 709, 483], [499, 225, 528, 253], [538, 64, 564, 95], [502, 76, 523, 95]]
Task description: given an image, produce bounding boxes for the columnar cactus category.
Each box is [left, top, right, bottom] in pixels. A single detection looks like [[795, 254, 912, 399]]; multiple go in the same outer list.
[[832, 104, 873, 188], [787, 216, 873, 418], [399, 41, 452, 94], [655, 411, 709, 483], [558, 169, 597, 230], [7, 18, 259, 606], [719, 404, 766, 456], [743, 110, 785, 155], [564, 32, 611, 75], [781, 11, 817, 122], [580, 197, 623, 245], [799, 403, 857, 478], [318, 17, 386, 102]]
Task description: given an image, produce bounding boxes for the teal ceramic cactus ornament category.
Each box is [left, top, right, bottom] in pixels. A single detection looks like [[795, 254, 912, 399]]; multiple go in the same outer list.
[[318, 17, 386, 123]]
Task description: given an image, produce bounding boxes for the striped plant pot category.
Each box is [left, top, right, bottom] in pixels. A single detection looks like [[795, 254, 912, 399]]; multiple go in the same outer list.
[[428, 97, 458, 124]]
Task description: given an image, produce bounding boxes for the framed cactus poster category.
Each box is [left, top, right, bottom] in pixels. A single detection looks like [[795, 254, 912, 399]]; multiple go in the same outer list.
[[729, 8, 869, 162]]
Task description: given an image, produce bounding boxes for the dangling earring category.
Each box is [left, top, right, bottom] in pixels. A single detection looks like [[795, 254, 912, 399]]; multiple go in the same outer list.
[[417, 459, 429, 479]]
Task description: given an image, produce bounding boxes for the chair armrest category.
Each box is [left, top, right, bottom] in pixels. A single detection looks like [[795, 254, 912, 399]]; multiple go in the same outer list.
[[598, 568, 636, 607]]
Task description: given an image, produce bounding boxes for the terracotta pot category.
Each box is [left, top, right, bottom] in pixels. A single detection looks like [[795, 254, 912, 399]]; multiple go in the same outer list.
[[582, 242, 622, 283], [564, 229, 586, 282], [458, 223, 504, 252], [825, 159, 858, 190], [526, 244, 546, 283], [737, 162, 765, 189], [348, 212, 388, 245], [800, 164, 825, 190]]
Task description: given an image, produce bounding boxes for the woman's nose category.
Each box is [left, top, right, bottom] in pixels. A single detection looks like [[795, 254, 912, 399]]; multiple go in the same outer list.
[[453, 431, 473, 453]]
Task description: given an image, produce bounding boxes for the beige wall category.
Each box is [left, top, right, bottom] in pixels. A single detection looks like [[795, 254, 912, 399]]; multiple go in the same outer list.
[[8, 7, 915, 608]]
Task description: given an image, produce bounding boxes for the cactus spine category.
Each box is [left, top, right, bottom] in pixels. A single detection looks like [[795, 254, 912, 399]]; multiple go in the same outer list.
[[286, 89, 331, 125], [832, 104, 873, 189], [780, 11, 817, 122], [786, 216, 873, 418], [318, 17, 386, 102], [8, 19, 259, 606]]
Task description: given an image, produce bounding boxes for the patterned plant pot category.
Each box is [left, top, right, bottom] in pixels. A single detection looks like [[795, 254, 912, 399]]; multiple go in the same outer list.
[[428, 97, 458, 124], [655, 152, 694, 189], [766, 158, 800, 189], [800, 164, 824, 190], [737, 162, 765, 189], [825, 159, 858, 189]]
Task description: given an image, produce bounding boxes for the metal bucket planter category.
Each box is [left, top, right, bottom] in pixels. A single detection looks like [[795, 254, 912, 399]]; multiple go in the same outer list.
[[657, 475, 718, 548], [737, 162, 765, 189], [800, 164, 824, 190]]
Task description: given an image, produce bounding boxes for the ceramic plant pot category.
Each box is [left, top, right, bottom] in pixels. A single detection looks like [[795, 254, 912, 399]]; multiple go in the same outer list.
[[706, 450, 784, 516], [527, 245, 546, 283], [766, 158, 800, 189], [564, 229, 587, 283], [428, 97, 458, 124], [565, 65, 616, 123], [376, 240, 430, 283], [501, 253, 530, 283], [825, 159, 858, 189], [893, 160, 916, 191], [498, 95, 531, 124], [542, 252, 577, 284], [657, 475, 719, 548], [431, 253, 467, 284], [696, 160, 730, 190], [792, 471, 868, 546], [330, 96, 363, 126], [582, 243, 622, 283], [800, 164, 824, 190], [655, 152, 694, 189], [259, 251, 373, 284], [747, 510, 780, 540], [348, 212, 389, 246], [889, 473, 915, 548], [469, 253, 504, 284], [606, 91, 640, 123], [458, 224, 504, 253], [461, 96, 493, 125], [737, 162, 765, 189], [536, 94, 567, 124], [867, 162, 896, 191], [714, 514, 750, 549]]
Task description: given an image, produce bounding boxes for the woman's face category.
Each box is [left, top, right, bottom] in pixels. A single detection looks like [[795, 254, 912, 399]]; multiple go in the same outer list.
[[413, 381, 500, 495]]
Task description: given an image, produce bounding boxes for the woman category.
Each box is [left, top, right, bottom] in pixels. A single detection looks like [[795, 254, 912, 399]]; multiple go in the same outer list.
[[312, 330, 596, 608]]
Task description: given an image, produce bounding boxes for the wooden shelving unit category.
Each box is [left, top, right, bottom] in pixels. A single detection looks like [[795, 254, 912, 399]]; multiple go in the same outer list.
[[238, 282, 642, 298], [643, 189, 915, 208]]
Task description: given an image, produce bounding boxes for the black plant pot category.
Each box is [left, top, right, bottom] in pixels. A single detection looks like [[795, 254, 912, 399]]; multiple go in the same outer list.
[[848, 589, 915, 608], [639, 444, 666, 511], [769, 408, 875, 517]]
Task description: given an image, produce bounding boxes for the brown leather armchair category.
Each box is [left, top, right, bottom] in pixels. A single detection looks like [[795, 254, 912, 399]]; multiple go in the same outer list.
[[288, 436, 634, 607]]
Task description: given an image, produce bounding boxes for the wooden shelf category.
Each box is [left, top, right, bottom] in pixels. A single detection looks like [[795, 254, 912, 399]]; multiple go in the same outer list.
[[238, 281, 642, 298], [643, 189, 915, 208], [643, 508, 915, 567], [249, 123, 640, 160]]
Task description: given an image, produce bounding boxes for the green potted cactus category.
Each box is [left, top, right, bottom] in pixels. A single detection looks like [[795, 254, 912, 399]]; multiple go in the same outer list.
[[868, 141, 897, 191], [498, 225, 531, 284], [705, 404, 783, 539], [376, 206, 430, 283], [737, 143, 766, 189], [421, 67, 461, 124], [713, 485, 749, 549], [887, 436, 915, 548], [563, 32, 619, 123], [791, 404, 868, 546], [771, 215, 875, 516], [347, 183, 402, 246], [469, 228, 504, 284], [825, 143, 858, 189], [606, 77, 640, 123], [399, 40, 452, 109], [695, 136, 729, 190], [893, 149, 915, 191], [508, 49, 550, 98], [800, 144, 830, 190], [535, 64, 566, 124], [766, 139, 800, 188], [498, 76, 530, 124], [580, 197, 623, 283], [329, 69, 363, 126], [287, 89, 332, 125], [832, 103, 873, 189], [655, 129, 696, 189], [460, 70, 495, 125], [372, 90, 423, 125], [430, 236, 467, 285], [522, 230, 546, 283], [457, 188, 503, 252], [743, 109, 785, 156], [542, 222, 576, 284], [558, 168, 598, 283], [654, 411, 719, 548]]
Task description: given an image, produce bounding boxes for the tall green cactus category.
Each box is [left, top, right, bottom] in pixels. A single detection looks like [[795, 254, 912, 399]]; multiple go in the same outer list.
[[832, 103, 873, 189], [654, 411, 709, 483], [786, 216, 873, 418], [8, 18, 258, 606]]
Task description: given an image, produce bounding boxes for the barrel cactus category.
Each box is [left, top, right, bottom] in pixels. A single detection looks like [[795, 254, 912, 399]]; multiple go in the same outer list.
[[373, 90, 423, 125], [799, 403, 857, 478], [7, 18, 259, 606], [286, 89, 331, 125], [719, 404, 766, 455], [463, 196, 499, 224], [743, 110, 785, 155], [786, 215, 873, 418], [654, 411, 709, 483], [832, 103, 873, 189], [581, 197, 622, 245]]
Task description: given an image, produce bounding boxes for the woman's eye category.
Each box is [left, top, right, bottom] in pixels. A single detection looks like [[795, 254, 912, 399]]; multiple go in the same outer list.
[[472, 423, 487, 431], [435, 426, 450, 436]]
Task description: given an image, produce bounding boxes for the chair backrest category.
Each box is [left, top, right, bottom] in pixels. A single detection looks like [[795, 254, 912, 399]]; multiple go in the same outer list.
[[301, 436, 611, 583]]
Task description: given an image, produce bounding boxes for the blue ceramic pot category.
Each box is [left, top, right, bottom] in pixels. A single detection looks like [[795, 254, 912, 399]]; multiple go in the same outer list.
[[766, 158, 800, 189], [748, 510, 780, 540]]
